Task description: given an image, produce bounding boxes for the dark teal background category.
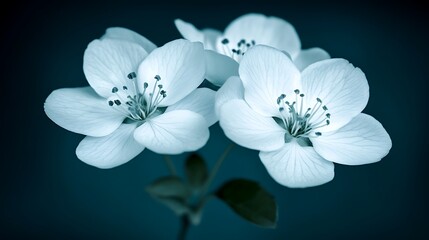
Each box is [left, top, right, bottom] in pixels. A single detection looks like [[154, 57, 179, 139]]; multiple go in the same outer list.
[[1, 1, 427, 239]]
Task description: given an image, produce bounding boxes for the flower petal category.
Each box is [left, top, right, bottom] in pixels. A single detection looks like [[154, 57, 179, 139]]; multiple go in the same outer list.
[[215, 76, 244, 116], [312, 113, 392, 165], [166, 88, 217, 126], [223, 13, 301, 58], [44, 87, 124, 137], [174, 19, 221, 50], [301, 58, 369, 132], [76, 123, 144, 169], [137, 39, 205, 106], [133, 110, 209, 154], [239, 45, 301, 117], [83, 39, 148, 98], [101, 27, 157, 53], [204, 50, 239, 86], [293, 47, 330, 71], [259, 141, 334, 188], [218, 99, 285, 152]]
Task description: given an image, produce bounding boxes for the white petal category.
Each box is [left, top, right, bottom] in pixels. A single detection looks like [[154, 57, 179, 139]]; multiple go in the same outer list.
[[201, 29, 222, 50], [223, 13, 301, 58], [293, 47, 330, 71], [174, 19, 221, 50], [133, 110, 209, 154], [166, 88, 217, 126], [215, 76, 244, 116], [312, 113, 392, 165], [44, 87, 124, 137], [83, 39, 148, 98], [260, 141, 334, 188], [218, 99, 285, 152], [204, 50, 239, 86], [137, 39, 205, 106], [301, 59, 369, 132], [239, 45, 301, 117], [101, 27, 157, 53], [76, 123, 144, 169]]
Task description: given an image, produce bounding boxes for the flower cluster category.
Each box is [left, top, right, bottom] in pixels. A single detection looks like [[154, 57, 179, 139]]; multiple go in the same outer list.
[[45, 13, 391, 188]]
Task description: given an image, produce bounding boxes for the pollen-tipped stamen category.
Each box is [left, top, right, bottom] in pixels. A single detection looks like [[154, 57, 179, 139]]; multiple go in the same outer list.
[[276, 91, 331, 138]]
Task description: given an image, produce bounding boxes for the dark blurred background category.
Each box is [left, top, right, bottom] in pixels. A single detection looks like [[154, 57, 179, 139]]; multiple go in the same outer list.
[[1, 0, 427, 239]]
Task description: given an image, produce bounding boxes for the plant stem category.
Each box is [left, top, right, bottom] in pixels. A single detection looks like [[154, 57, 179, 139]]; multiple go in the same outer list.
[[163, 155, 177, 176], [200, 143, 235, 197], [177, 215, 190, 240]]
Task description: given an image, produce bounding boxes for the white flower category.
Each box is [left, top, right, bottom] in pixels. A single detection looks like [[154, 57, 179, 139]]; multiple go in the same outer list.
[[175, 13, 330, 86], [216, 45, 392, 188], [45, 28, 217, 169]]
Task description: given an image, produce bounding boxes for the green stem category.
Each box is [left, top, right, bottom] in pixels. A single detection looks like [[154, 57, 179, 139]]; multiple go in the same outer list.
[[177, 216, 190, 240], [163, 155, 177, 175], [200, 143, 235, 197]]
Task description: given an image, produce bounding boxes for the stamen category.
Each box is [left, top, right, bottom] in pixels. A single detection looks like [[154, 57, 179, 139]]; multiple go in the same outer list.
[[276, 92, 331, 139], [220, 38, 256, 61], [299, 93, 304, 116]]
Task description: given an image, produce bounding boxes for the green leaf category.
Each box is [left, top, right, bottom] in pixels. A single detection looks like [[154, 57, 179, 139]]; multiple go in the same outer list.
[[185, 154, 208, 189], [216, 179, 278, 228], [145, 176, 190, 199], [153, 196, 190, 216]]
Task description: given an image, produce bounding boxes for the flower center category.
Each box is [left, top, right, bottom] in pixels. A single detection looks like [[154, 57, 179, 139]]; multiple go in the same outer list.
[[107, 72, 167, 122], [275, 89, 331, 140], [220, 38, 256, 62]]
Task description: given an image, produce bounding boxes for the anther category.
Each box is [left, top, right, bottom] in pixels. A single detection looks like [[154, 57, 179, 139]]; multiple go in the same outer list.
[[300, 94, 304, 97], [154, 75, 161, 81], [326, 113, 331, 118], [315, 132, 322, 136], [322, 105, 328, 111], [144, 82, 149, 88], [277, 94, 286, 104], [112, 87, 118, 93], [123, 86, 128, 90], [114, 100, 121, 106], [108, 100, 114, 106], [127, 72, 137, 79], [317, 98, 322, 103], [294, 89, 300, 94], [158, 84, 163, 89], [221, 38, 229, 44]]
